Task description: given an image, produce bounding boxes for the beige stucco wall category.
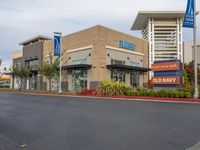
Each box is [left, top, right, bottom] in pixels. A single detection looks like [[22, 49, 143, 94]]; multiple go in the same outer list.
[[183, 40, 200, 65], [11, 50, 23, 60], [106, 48, 144, 66]]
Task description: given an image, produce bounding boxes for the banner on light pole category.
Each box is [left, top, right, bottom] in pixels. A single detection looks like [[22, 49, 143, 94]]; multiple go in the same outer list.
[[183, 0, 194, 28], [54, 35, 61, 56]]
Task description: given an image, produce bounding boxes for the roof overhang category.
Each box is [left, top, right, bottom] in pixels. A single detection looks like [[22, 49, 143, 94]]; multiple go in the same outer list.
[[107, 64, 150, 72], [131, 11, 187, 30], [19, 35, 51, 46]]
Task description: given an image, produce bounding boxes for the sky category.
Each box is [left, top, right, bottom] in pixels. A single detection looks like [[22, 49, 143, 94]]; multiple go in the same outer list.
[[0, 0, 200, 67]]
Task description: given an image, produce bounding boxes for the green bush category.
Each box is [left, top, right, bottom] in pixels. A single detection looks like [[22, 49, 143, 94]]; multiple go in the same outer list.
[[158, 90, 167, 97], [97, 80, 129, 96], [96, 79, 196, 98]]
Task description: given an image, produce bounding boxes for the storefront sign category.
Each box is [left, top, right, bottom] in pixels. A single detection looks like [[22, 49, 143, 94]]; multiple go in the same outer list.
[[152, 62, 179, 72], [119, 40, 135, 50], [151, 76, 179, 85]]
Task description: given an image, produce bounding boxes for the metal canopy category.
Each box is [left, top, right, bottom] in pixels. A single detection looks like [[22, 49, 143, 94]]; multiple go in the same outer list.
[[106, 64, 150, 72], [61, 64, 92, 70], [131, 11, 186, 30]]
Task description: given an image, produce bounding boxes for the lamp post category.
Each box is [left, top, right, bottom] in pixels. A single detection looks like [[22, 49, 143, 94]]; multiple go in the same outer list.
[[193, 0, 198, 98], [183, 0, 199, 98], [54, 32, 62, 93]]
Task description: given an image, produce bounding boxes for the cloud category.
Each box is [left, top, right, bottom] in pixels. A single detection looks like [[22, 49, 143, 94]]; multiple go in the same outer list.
[[0, 0, 199, 63]]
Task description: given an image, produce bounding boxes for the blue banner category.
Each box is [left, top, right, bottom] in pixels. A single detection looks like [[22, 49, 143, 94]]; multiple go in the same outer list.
[[54, 35, 61, 56], [183, 0, 194, 28]]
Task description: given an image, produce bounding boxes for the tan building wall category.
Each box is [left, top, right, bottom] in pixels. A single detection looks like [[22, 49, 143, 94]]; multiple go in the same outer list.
[[11, 50, 23, 60], [183, 40, 200, 65], [43, 25, 149, 91]]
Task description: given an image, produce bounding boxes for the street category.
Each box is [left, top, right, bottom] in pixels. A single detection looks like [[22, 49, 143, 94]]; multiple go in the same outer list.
[[0, 92, 200, 150]]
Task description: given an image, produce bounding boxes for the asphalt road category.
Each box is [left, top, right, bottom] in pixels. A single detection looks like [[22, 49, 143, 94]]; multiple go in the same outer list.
[[0, 92, 200, 150]]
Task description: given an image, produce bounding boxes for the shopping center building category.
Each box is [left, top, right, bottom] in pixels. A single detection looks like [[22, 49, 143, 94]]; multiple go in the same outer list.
[[11, 25, 149, 91], [43, 25, 149, 91], [183, 40, 200, 67], [11, 36, 51, 90]]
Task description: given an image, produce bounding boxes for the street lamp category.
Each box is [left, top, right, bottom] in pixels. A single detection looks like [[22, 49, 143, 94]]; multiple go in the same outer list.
[[54, 32, 62, 93]]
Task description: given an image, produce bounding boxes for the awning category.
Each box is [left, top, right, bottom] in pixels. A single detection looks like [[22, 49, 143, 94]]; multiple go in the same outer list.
[[61, 64, 92, 70], [106, 64, 150, 72]]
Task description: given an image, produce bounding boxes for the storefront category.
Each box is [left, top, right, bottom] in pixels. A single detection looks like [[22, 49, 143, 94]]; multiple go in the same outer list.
[[41, 25, 150, 91]]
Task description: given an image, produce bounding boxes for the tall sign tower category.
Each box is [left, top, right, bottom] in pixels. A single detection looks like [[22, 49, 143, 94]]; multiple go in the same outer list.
[[131, 11, 185, 79]]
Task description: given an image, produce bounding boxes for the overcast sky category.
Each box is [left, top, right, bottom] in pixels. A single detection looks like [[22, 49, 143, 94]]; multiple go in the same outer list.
[[0, 0, 199, 65]]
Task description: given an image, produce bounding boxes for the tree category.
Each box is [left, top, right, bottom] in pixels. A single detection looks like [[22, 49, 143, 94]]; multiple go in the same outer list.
[[40, 53, 59, 92], [12, 66, 29, 90]]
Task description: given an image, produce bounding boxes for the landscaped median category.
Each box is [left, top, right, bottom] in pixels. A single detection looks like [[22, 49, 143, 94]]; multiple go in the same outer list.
[[77, 79, 200, 103]]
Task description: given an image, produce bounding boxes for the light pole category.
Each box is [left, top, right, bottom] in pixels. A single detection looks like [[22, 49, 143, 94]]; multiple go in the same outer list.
[[54, 32, 62, 93], [193, 0, 198, 98]]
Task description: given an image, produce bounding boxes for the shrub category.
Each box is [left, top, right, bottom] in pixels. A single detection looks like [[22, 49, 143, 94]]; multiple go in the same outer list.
[[158, 90, 167, 97], [78, 89, 96, 95], [92, 79, 196, 98], [97, 80, 129, 96], [127, 89, 135, 96]]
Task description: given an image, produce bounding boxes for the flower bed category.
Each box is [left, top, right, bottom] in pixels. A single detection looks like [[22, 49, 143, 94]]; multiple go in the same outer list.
[[78, 80, 199, 99], [77, 89, 96, 96]]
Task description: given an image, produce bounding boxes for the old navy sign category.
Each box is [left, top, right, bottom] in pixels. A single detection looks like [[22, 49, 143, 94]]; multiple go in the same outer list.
[[54, 35, 61, 56], [152, 62, 179, 72], [152, 76, 179, 85], [151, 60, 183, 88], [119, 40, 135, 50]]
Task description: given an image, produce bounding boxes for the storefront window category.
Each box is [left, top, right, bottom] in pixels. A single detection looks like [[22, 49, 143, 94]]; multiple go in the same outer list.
[[72, 69, 87, 91], [26, 60, 39, 69], [130, 72, 139, 88], [29, 74, 36, 90], [111, 59, 125, 65], [51, 77, 59, 91], [111, 69, 125, 82], [72, 59, 87, 65], [130, 62, 139, 67]]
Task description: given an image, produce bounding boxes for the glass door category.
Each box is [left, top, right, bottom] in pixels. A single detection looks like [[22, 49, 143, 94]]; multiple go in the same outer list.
[[111, 69, 125, 82], [130, 71, 139, 88], [72, 69, 87, 91]]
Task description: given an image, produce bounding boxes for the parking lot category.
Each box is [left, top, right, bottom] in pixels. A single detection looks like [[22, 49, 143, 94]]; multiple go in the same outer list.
[[0, 91, 200, 150]]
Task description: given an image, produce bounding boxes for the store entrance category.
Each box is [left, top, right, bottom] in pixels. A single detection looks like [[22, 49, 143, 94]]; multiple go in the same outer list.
[[130, 71, 139, 88], [72, 69, 87, 91], [111, 69, 125, 82], [29, 72, 37, 90]]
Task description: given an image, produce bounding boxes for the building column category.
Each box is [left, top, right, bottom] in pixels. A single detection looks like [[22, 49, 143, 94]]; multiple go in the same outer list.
[[11, 74, 14, 89], [26, 78, 29, 90]]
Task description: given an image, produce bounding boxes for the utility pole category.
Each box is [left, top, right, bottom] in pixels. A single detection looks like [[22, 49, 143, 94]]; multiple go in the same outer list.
[[54, 32, 62, 93], [193, 0, 198, 98]]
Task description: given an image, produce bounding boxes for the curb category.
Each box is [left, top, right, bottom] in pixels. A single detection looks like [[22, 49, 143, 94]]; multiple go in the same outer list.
[[1, 90, 200, 104]]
